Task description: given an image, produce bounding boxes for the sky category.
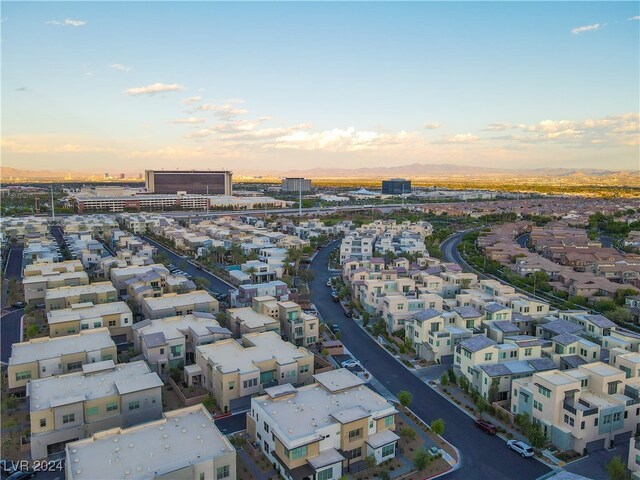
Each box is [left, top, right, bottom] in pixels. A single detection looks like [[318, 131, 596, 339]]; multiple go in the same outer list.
[[2, 1, 639, 174]]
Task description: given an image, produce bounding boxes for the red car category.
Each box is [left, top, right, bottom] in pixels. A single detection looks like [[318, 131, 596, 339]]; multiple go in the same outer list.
[[474, 418, 497, 435]]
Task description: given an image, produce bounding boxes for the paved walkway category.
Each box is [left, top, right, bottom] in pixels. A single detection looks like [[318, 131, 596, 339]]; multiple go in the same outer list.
[[237, 448, 271, 480]]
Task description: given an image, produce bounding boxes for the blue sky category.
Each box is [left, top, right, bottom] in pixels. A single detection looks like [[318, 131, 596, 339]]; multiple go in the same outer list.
[[2, 1, 639, 173]]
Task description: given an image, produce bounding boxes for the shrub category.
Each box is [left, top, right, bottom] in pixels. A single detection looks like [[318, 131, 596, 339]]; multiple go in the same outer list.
[[440, 373, 449, 386], [430, 418, 445, 436], [400, 426, 417, 440], [397, 390, 413, 407], [414, 449, 430, 471]]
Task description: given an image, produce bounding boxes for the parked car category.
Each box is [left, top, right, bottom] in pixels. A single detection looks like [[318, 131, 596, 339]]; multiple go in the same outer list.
[[474, 418, 497, 435], [11, 301, 25, 308], [326, 280, 332, 287], [7, 468, 36, 480], [331, 292, 339, 303], [341, 359, 360, 368], [344, 309, 352, 318], [0, 460, 16, 475], [331, 324, 340, 334], [507, 440, 535, 457]]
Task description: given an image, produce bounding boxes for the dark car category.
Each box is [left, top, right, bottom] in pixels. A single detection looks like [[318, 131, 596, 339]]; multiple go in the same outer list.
[[11, 302, 25, 308], [474, 418, 497, 435], [344, 309, 352, 318], [331, 324, 341, 334], [7, 468, 36, 480], [331, 292, 339, 303]]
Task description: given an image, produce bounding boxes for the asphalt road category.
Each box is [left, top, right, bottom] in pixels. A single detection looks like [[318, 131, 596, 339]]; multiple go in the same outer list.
[[309, 240, 551, 480], [2, 246, 25, 365], [141, 236, 234, 295]]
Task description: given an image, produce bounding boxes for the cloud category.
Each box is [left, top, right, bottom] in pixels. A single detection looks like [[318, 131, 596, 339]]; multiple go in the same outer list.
[[169, 117, 207, 124], [46, 18, 86, 27], [182, 96, 202, 104], [14, 87, 28, 92], [191, 100, 247, 119], [424, 123, 442, 130], [124, 83, 186, 96], [435, 133, 479, 144], [484, 123, 512, 131], [488, 113, 639, 147], [110, 63, 131, 72], [571, 23, 601, 35], [628, 16, 640, 21]]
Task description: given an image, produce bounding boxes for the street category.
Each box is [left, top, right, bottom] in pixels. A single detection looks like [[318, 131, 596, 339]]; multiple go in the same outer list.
[[1, 246, 25, 364], [308, 240, 551, 480]]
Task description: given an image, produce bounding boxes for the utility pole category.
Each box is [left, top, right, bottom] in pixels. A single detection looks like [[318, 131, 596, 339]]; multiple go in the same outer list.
[[51, 185, 55, 221]]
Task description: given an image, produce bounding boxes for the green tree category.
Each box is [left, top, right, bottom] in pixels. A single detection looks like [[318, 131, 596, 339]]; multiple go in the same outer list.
[[365, 455, 376, 469], [527, 422, 547, 449], [447, 368, 457, 385], [488, 378, 500, 403], [26, 324, 39, 339], [440, 373, 449, 386], [606, 307, 632, 324], [430, 418, 445, 436], [606, 455, 630, 480], [413, 449, 430, 471], [614, 288, 638, 306], [397, 390, 413, 407], [362, 311, 370, 327], [400, 426, 417, 440]]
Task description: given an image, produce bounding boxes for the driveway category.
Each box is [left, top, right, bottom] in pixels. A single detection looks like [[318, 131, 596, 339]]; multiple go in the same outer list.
[[309, 240, 551, 480], [563, 442, 631, 480]]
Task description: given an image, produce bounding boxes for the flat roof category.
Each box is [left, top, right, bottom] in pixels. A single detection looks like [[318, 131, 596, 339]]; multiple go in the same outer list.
[[29, 361, 161, 412], [9, 328, 115, 365], [313, 368, 365, 393], [133, 314, 222, 340], [45, 282, 116, 300], [142, 290, 217, 310], [197, 331, 311, 374], [579, 362, 624, 377], [227, 307, 279, 329], [255, 377, 395, 444], [47, 302, 131, 324], [65, 405, 234, 480], [23, 270, 89, 285]]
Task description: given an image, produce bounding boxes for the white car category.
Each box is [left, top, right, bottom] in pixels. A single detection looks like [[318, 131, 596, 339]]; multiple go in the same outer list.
[[507, 440, 535, 457], [341, 359, 360, 369]]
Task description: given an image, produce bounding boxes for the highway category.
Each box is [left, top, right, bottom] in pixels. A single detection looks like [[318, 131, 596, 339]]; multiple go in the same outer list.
[[308, 240, 551, 480]]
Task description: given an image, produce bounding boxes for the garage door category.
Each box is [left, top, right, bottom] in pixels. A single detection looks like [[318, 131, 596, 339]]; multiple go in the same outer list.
[[585, 438, 605, 453]]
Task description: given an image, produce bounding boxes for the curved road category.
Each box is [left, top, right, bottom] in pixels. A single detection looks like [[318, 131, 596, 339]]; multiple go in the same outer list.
[[309, 240, 550, 480]]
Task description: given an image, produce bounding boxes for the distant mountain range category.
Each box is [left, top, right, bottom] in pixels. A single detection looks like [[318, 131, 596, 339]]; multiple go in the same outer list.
[[2, 164, 638, 183]]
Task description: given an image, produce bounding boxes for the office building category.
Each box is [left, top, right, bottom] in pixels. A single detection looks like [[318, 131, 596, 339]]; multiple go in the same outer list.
[[281, 178, 312, 193], [145, 170, 232, 195], [381, 179, 411, 195]]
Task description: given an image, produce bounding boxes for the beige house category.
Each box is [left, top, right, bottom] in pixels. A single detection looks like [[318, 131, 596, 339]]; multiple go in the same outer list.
[[47, 302, 133, 340], [28, 360, 163, 460], [132, 313, 232, 373], [23, 260, 84, 277], [65, 404, 236, 480], [511, 357, 640, 453], [248, 369, 398, 480], [227, 296, 281, 337], [24, 271, 90, 305], [141, 290, 219, 320], [194, 331, 315, 412], [45, 282, 118, 312], [8, 328, 117, 390]]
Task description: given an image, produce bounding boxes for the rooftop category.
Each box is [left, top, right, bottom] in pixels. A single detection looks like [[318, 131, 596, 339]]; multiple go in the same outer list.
[[227, 307, 279, 330], [255, 375, 395, 445], [313, 368, 366, 393], [460, 335, 496, 353], [133, 313, 226, 341], [45, 282, 116, 300], [142, 290, 217, 310], [65, 405, 234, 480], [197, 331, 311, 375], [29, 361, 162, 412], [47, 302, 131, 325], [10, 328, 115, 365]]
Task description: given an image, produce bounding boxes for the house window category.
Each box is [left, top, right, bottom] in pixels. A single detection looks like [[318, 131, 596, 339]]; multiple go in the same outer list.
[[264, 422, 269, 433], [347, 447, 362, 460], [613, 412, 621, 422], [62, 413, 75, 424], [216, 465, 230, 479], [40, 418, 47, 428], [581, 379, 588, 388], [102, 354, 113, 361], [524, 348, 532, 356], [287, 445, 308, 460], [484, 353, 492, 361], [81, 324, 89, 330], [108, 320, 116, 327], [300, 365, 309, 374], [106, 402, 118, 412], [317, 467, 333, 480], [607, 382, 618, 395], [228, 381, 235, 390], [349, 428, 362, 440], [67, 328, 77, 334], [128, 400, 140, 411], [537, 385, 551, 398], [93, 322, 101, 328], [243, 378, 258, 389], [384, 415, 394, 427], [200, 473, 205, 480], [86, 406, 99, 416], [15, 371, 31, 382], [381, 443, 395, 457]]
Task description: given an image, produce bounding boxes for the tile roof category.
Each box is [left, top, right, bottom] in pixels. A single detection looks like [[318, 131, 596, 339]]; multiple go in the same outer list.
[[460, 335, 496, 352]]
